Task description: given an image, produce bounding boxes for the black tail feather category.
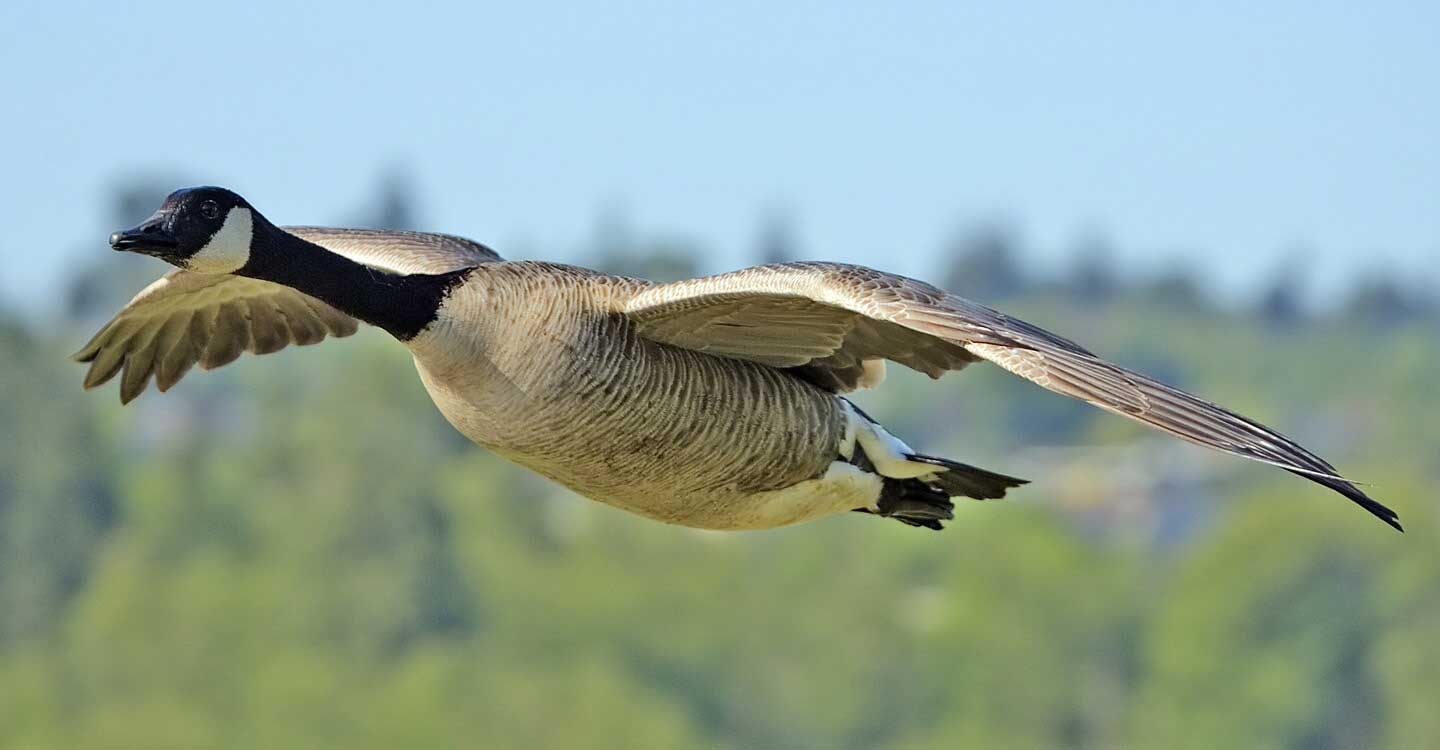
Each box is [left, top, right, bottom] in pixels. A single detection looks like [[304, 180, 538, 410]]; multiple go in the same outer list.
[[905, 453, 1029, 500], [866, 478, 955, 531], [848, 442, 1029, 530]]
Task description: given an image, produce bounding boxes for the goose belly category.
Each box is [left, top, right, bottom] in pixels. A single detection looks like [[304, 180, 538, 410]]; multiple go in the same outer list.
[[412, 338, 857, 529]]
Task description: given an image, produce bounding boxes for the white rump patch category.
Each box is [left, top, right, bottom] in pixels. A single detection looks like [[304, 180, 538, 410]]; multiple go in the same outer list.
[[187, 207, 253, 274], [840, 400, 939, 480]]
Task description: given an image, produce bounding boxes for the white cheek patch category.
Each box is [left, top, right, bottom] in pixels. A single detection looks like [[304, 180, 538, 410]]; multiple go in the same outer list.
[[186, 207, 253, 274]]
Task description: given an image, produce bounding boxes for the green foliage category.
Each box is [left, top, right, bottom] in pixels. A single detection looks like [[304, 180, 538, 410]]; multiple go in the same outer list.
[[0, 280, 1435, 748]]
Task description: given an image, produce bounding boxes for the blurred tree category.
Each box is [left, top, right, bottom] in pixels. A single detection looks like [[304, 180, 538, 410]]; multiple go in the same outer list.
[[359, 166, 422, 230], [756, 206, 800, 266], [0, 315, 120, 648], [1256, 249, 1311, 330], [598, 240, 701, 283], [1131, 500, 1407, 750], [65, 177, 182, 322], [589, 203, 701, 282], [1343, 273, 1433, 330], [1137, 263, 1208, 313], [940, 221, 1027, 301], [897, 512, 1139, 749], [1062, 228, 1121, 306]]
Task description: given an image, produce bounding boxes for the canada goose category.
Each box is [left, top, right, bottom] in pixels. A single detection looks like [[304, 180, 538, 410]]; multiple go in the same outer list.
[[77, 187, 1401, 532]]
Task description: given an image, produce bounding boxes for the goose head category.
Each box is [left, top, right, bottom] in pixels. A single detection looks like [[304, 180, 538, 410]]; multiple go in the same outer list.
[[110, 186, 263, 274]]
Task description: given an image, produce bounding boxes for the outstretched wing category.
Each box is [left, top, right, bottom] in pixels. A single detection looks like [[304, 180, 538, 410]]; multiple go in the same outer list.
[[73, 227, 498, 404], [623, 261, 1401, 531]]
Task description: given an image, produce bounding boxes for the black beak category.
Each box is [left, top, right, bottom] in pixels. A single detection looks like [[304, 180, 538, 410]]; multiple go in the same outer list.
[[109, 216, 179, 258]]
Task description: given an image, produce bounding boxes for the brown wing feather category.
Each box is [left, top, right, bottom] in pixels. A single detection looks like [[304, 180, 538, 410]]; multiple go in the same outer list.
[[624, 262, 1400, 531], [72, 273, 361, 403]]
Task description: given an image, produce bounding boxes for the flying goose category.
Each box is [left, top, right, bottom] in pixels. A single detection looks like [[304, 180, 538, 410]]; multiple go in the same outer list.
[[76, 187, 1401, 532]]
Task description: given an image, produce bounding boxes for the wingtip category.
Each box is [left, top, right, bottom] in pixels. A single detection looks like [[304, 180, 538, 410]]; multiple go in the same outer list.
[[1282, 468, 1402, 533], [1341, 483, 1402, 533], [1372, 507, 1404, 533], [1358, 494, 1402, 533], [1374, 504, 1404, 533]]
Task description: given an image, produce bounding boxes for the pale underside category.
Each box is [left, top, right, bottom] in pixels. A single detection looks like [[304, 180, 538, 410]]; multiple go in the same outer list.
[[730, 461, 883, 530]]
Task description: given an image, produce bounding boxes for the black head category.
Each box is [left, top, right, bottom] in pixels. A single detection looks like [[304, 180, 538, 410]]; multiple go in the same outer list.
[[109, 186, 260, 273]]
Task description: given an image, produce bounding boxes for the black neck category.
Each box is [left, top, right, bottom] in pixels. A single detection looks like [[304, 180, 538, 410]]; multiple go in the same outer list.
[[237, 221, 472, 341]]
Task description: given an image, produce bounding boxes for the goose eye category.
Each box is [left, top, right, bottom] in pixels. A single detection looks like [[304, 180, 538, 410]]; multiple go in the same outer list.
[[199, 200, 220, 220]]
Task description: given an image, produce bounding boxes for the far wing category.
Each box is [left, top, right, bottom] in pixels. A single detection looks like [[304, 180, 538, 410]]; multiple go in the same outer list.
[[73, 227, 498, 403]]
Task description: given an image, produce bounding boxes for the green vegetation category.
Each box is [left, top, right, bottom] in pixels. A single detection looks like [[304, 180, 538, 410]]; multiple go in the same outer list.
[[1, 182, 1436, 748]]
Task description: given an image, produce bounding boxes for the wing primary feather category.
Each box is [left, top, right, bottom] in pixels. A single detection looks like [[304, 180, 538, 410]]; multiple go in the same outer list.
[[298, 295, 359, 337], [82, 346, 126, 389], [967, 340, 1400, 531], [118, 330, 160, 405], [201, 302, 249, 370], [274, 294, 327, 346], [243, 299, 289, 355], [154, 313, 199, 393], [72, 328, 110, 363]]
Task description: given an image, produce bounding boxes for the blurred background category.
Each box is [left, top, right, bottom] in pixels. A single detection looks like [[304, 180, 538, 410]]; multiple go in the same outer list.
[[2, 2, 1438, 748]]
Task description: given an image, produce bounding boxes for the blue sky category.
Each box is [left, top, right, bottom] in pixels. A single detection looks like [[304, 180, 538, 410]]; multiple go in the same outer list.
[[2, 1, 1436, 313]]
